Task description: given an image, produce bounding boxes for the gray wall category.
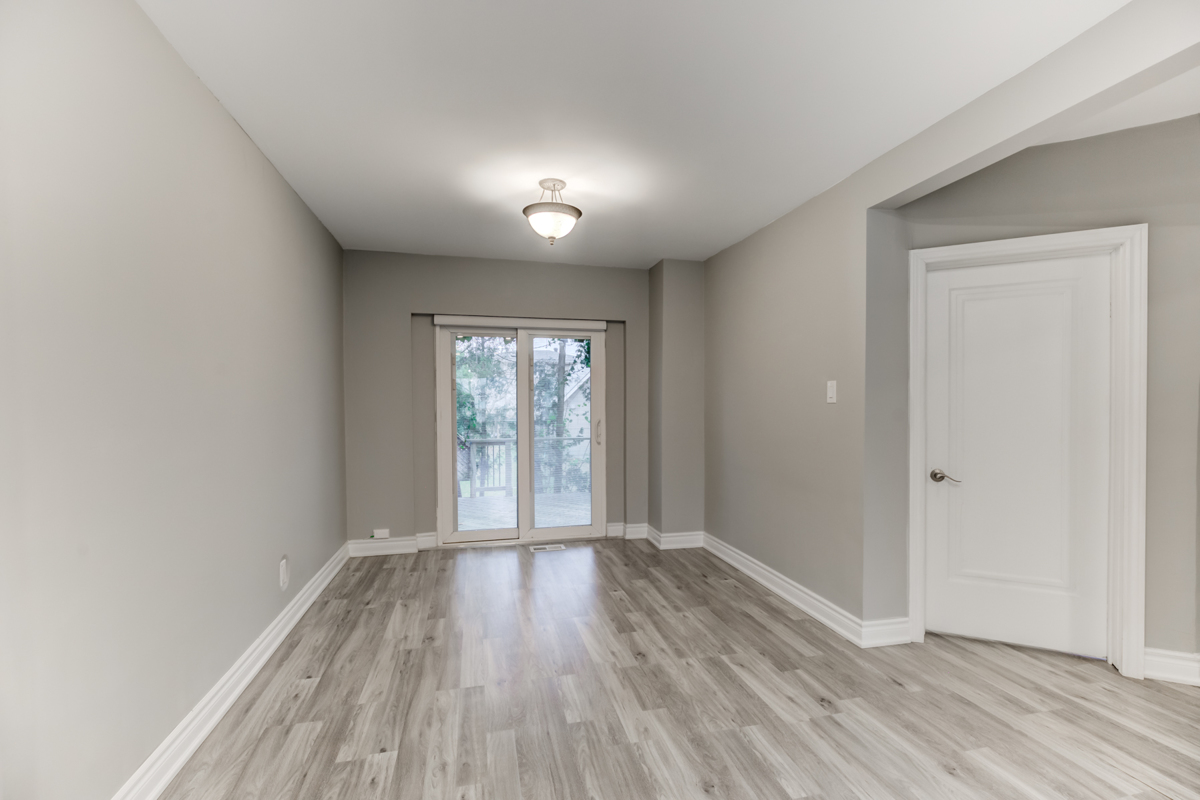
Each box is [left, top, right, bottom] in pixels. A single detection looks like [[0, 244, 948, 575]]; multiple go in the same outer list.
[[649, 264, 664, 531], [606, 322, 628, 526], [343, 251, 649, 539], [411, 315, 440, 534], [649, 260, 707, 534], [704, 197, 867, 617], [863, 210, 912, 620], [0, 0, 346, 797], [882, 115, 1200, 653]]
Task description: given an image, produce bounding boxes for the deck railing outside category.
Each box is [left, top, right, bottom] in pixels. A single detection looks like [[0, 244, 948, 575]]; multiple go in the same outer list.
[[459, 436, 590, 497]]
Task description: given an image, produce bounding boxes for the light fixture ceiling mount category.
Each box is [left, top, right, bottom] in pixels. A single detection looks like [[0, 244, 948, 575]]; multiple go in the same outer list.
[[522, 178, 582, 245]]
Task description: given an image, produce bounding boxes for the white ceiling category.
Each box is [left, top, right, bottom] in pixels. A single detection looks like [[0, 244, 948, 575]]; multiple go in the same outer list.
[[1042, 63, 1200, 144], [136, 0, 1129, 268]]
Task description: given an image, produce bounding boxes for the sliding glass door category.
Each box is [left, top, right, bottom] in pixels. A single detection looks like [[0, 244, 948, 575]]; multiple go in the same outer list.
[[436, 319, 605, 544], [452, 331, 518, 539], [524, 330, 603, 538]]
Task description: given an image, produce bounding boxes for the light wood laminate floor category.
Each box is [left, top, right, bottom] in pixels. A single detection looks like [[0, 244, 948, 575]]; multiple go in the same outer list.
[[161, 540, 1200, 800]]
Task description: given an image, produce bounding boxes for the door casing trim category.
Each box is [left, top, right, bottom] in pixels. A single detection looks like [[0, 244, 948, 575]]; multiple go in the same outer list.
[[908, 224, 1147, 678]]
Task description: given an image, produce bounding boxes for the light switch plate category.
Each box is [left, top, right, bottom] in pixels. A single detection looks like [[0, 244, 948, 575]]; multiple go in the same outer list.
[[826, 380, 837, 403]]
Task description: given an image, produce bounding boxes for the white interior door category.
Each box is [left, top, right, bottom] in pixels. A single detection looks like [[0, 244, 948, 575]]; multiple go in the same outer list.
[[436, 321, 606, 545], [924, 253, 1110, 658]]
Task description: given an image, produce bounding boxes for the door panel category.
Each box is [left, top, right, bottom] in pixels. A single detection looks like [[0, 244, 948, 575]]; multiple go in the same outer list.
[[950, 285, 1071, 587], [444, 332, 519, 544], [519, 329, 606, 542], [532, 336, 593, 529], [926, 255, 1109, 657]]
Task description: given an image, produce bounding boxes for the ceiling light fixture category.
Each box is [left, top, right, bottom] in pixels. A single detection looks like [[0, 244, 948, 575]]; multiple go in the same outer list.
[[522, 178, 581, 245]]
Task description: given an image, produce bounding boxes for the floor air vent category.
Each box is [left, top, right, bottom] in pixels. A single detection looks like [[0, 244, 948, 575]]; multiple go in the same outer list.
[[530, 544, 566, 552]]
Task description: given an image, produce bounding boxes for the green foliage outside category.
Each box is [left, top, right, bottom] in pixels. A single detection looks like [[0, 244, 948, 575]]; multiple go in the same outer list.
[[532, 338, 591, 495], [453, 335, 592, 496]]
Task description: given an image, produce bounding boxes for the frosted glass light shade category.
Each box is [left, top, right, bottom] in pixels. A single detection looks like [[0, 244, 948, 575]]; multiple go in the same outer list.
[[522, 201, 582, 241]]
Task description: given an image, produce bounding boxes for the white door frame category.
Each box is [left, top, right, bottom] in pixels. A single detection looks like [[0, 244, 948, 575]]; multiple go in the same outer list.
[[908, 224, 1147, 678]]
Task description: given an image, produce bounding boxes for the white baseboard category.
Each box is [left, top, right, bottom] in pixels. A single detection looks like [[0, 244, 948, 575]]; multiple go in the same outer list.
[[606, 522, 626, 538], [647, 526, 705, 550], [1144, 648, 1200, 686], [416, 532, 438, 550], [702, 532, 908, 650], [625, 523, 649, 540], [861, 616, 913, 648], [112, 542, 349, 800], [348, 537, 418, 556]]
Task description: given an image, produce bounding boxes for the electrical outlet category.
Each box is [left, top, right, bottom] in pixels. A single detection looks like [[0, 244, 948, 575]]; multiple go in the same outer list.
[[279, 556, 289, 591], [371, 528, 390, 539]]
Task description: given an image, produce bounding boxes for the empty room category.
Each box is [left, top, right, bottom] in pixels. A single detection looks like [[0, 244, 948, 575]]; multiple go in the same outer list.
[[5, 0, 1200, 798]]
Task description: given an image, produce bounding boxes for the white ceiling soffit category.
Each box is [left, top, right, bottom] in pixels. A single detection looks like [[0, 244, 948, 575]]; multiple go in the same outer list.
[[136, 0, 1129, 269], [1042, 63, 1200, 144]]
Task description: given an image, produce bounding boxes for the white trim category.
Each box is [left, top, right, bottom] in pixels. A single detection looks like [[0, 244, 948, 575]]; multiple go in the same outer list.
[[606, 522, 626, 538], [416, 532, 438, 550], [348, 537, 418, 557], [703, 532, 858, 643], [111, 543, 349, 800], [702, 533, 906, 649], [861, 617, 913, 648], [625, 523, 648, 540], [647, 526, 705, 550], [668, 532, 705, 549], [1144, 648, 1200, 686], [908, 224, 1148, 678], [433, 314, 606, 331]]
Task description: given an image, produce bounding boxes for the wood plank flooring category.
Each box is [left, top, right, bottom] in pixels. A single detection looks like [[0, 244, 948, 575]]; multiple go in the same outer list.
[[160, 540, 1200, 800]]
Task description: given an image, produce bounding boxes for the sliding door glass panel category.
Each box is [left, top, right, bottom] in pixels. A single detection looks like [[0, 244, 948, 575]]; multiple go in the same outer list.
[[455, 334, 518, 531], [532, 337, 591, 528]]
